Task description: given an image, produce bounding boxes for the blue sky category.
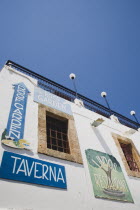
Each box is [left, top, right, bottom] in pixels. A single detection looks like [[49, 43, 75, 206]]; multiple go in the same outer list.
[[0, 0, 140, 120]]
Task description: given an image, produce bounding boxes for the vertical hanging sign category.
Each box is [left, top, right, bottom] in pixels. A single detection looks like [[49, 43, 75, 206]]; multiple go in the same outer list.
[[1, 83, 31, 150]]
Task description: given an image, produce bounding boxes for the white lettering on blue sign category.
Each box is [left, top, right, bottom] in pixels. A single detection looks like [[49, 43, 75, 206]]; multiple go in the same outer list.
[[0, 152, 67, 189], [6, 83, 30, 141], [34, 87, 72, 115], [11, 156, 65, 183]]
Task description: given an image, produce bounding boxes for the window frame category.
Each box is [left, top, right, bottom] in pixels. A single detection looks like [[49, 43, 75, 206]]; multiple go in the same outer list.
[[46, 113, 70, 154], [38, 104, 83, 164], [112, 133, 140, 178]]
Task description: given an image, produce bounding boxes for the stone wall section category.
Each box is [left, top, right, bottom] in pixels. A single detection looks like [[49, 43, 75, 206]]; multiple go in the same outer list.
[[38, 104, 83, 164]]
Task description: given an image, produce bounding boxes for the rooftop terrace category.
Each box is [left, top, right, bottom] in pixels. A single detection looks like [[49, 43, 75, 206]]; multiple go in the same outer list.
[[5, 60, 140, 130]]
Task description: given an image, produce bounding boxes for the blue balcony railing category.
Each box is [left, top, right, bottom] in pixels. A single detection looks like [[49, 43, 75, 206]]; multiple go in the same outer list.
[[5, 60, 140, 130]]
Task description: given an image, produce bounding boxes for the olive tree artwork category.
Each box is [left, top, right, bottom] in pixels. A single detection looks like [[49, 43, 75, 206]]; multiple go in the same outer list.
[[85, 149, 133, 202]]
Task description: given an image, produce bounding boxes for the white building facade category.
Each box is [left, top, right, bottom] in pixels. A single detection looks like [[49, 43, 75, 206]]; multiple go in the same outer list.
[[0, 61, 140, 210]]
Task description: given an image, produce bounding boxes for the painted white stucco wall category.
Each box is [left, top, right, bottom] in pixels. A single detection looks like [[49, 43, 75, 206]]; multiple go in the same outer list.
[[0, 65, 140, 210]]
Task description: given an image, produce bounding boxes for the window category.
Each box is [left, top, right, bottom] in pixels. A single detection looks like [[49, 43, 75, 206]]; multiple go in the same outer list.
[[120, 143, 140, 172], [38, 104, 83, 164], [112, 133, 140, 177], [46, 115, 70, 154]]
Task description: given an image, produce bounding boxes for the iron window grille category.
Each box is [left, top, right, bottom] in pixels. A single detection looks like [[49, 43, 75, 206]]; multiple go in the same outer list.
[[46, 115, 70, 154], [120, 143, 140, 172]]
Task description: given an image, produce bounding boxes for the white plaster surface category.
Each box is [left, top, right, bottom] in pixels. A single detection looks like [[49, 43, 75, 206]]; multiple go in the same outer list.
[[0, 66, 140, 210]]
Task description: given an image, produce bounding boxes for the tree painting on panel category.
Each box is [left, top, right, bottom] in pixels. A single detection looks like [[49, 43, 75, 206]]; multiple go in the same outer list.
[[85, 149, 133, 202]]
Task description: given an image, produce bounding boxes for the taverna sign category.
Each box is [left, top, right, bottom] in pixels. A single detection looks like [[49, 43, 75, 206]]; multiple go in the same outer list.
[[0, 151, 67, 189]]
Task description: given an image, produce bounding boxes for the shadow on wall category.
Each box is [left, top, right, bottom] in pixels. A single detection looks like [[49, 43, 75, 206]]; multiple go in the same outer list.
[[1, 143, 34, 156], [1, 143, 84, 168], [0, 177, 68, 191], [91, 127, 112, 155], [38, 153, 84, 168]]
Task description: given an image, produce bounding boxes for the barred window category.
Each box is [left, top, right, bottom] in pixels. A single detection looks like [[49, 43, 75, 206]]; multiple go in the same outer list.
[[120, 143, 140, 172], [112, 133, 140, 178], [46, 115, 70, 154], [38, 104, 83, 164]]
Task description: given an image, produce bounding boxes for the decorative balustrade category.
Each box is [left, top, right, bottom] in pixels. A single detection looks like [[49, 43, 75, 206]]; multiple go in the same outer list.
[[5, 60, 140, 130]]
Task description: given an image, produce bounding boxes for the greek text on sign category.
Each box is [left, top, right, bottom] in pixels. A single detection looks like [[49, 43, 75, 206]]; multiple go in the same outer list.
[[1, 83, 30, 149], [34, 87, 72, 115], [0, 151, 67, 189]]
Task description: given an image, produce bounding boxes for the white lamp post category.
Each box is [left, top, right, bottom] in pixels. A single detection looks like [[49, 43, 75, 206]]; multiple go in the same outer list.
[[130, 110, 139, 126], [101, 91, 112, 115], [69, 73, 78, 98]]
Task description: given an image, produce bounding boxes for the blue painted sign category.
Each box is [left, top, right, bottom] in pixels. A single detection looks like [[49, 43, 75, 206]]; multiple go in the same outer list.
[[0, 151, 67, 189], [1, 83, 31, 149], [34, 87, 72, 115], [6, 83, 29, 141]]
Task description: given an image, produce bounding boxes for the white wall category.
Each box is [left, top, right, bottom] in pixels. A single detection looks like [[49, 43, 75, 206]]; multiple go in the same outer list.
[[0, 65, 140, 210], [72, 103, 140, 210]]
